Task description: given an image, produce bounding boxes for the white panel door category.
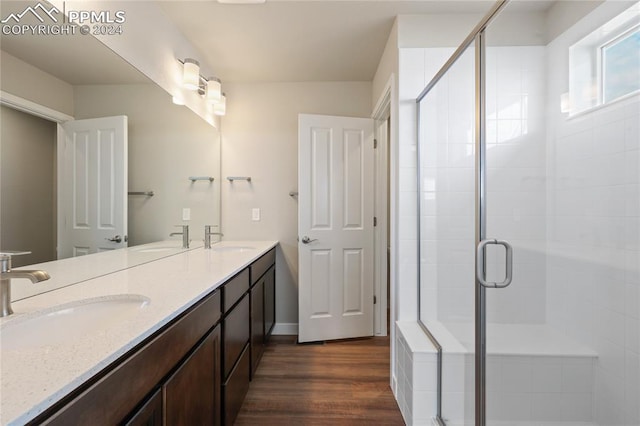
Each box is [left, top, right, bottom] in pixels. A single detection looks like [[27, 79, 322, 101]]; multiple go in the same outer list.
[[59, 116, 128, 258], [298, 114, 374, 342]]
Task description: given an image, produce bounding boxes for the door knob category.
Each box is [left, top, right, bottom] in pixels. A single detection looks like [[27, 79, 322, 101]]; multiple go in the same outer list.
[[301, 236, 317, 244], [106, 235, 122, 243]]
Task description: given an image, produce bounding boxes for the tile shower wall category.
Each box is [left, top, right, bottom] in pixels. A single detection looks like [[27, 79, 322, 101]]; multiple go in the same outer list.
[[485, 46, 548, 324], [545, 100, 640, 425], [395, 322, 439, 426], [411, 45, 548, 325], [545, 4, 640, 424]]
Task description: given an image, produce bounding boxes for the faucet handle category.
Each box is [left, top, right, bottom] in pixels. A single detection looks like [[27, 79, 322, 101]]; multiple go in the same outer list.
[[1, 251, 32, 271], [0, 251, 31, 257]]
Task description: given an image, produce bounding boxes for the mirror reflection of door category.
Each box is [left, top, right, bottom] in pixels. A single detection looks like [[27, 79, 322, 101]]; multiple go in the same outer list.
[[58, 116, 128, 259]]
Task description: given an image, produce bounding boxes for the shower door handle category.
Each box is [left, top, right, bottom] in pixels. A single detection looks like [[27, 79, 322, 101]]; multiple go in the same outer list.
[[476, 239, 513, 288]]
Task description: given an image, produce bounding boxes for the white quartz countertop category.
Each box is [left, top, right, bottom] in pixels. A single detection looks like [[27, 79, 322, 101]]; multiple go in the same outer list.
[[0, 240, 278, 425]]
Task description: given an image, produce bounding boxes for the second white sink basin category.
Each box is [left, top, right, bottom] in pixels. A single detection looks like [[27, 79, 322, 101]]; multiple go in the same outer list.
[[0, 294, 150, 351]]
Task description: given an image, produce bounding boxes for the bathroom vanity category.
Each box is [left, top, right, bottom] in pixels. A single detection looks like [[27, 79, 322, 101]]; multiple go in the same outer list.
[[0, 241, 277, 426]]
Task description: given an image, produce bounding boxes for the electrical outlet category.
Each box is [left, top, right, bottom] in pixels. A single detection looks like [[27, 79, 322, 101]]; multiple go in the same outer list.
[[182, 208, 191, 221], [252, 208, 261, 221]]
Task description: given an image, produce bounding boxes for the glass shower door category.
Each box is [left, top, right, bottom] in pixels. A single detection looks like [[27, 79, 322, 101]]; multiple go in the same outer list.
[[477, 8, 552, 422]]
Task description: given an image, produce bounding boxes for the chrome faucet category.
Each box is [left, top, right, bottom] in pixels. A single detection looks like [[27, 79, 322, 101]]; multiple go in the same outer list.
[[204, 226, 223, 249], [170, 225, 190, 249], [0, 253, 50, 317]]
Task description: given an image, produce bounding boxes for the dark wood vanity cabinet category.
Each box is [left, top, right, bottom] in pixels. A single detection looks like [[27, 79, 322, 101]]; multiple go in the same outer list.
[[249, 249, 276, 379], [33, 247, 276, 426], [264, 266, 276, 340], [250, 277, 265, 374], [164, 326, 219, 425], [38, 289, 222, 426], [125, 326, 221, 426], [123, 389, 162, 426]]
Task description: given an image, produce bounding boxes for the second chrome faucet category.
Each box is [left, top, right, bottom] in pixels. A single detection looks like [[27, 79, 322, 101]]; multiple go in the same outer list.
[[204, 226, 223, 249], [170, 225, 190, 249]]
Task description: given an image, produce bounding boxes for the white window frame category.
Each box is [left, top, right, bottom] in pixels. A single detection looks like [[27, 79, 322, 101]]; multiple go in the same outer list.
[[599, 24, 640, 105]]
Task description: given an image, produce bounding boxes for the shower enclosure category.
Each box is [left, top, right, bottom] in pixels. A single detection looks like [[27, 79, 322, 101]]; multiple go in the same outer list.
[[416, 0, 639, 424]]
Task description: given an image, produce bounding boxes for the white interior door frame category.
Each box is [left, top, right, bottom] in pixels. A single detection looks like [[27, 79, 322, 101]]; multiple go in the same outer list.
[[372, 80, 392, 337]]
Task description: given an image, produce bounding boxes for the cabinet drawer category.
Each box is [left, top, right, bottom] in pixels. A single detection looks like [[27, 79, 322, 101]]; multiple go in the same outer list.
[[223, 294, 249, 379], [224, 269, 249, 312], [250, 248, 275, 285], [210, 289, 222, 325], [223, 343, 250, 426]]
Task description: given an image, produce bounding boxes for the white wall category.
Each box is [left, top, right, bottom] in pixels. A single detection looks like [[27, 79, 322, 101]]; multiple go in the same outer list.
[[373, 18, 398, 112], [397, 14, 483, 48], [220, 81, 372, 328], [0, 106, 57, 267], [74, 84, 220, 245], [0, 51, 74, 116]]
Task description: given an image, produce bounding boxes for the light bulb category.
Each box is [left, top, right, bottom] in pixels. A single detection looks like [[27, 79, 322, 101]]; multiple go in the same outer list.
[[182, 58, 200, 91]]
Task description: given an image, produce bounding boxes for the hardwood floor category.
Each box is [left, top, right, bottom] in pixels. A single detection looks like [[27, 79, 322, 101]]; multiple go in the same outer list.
[[235, 335, 404, 425]]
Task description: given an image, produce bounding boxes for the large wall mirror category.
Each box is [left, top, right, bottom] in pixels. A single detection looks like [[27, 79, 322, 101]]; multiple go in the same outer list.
[[0, 2, 221, 274]]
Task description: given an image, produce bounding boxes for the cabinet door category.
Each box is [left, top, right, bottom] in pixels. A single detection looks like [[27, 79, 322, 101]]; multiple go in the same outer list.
[[164, 329, 217, 425], [223, 344, 250, 426], [213, 325, 222, 426], [224, 294, 250, 379], [251, 278, 265, 378], [123, 389, 162, 426], [264, 266, 276, 340]]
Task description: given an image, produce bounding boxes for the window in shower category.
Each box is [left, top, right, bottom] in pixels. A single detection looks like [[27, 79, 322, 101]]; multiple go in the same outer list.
[[568, 2, 640, 114], [601, 26, 640, 103]]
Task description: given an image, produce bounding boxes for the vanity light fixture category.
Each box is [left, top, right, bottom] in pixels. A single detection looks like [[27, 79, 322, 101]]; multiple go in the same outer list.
[[182, 58, 200, 91], [213, 93, 226, 116], [206, 77, 222, 104], [177, 58, 226, 114]]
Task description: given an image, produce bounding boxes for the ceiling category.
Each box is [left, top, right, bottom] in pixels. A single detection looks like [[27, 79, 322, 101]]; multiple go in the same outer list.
[[158, 0, 557, 83], [0, 0, 557, 86], [158, 1, 492, 83]]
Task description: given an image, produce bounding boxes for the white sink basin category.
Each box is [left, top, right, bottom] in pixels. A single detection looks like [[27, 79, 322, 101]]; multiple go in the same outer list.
[[0, 294, 150, 351], [210, 246, 255, 253]]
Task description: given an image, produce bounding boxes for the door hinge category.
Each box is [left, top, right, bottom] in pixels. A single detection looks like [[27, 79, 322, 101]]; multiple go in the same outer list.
[[374, 139, 378, 149], [374, 217, 377, 227], [374, 295, 377, 304]]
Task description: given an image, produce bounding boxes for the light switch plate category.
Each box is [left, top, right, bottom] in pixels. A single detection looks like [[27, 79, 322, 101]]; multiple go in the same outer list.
[[252, 208, 261, 221], [182, 208, 191, 221]]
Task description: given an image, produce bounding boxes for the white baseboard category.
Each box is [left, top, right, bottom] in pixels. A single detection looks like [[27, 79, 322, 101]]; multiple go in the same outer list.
[[272, 322, 298, 335]]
